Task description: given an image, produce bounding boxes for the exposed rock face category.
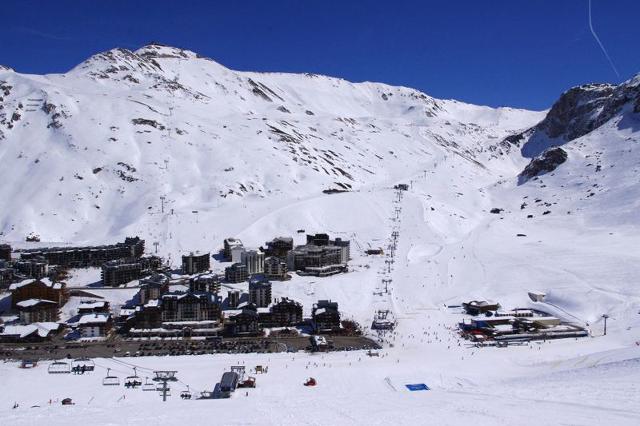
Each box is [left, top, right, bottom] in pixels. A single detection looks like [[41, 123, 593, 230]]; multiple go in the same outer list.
[[501, 74, 640, 158], [544, 76, 640, 142], [538, 84, 616, 140], [518, 147, 568, 184]]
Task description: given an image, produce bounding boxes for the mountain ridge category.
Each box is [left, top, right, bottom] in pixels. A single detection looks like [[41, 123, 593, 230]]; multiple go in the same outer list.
[[0, 44, 637, 247]]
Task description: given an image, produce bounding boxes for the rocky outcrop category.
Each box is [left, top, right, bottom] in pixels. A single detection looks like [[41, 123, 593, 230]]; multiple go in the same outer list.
[[502, 74, 640, 158], [518, 147, 568, 184], [538, 83, 617, 141]]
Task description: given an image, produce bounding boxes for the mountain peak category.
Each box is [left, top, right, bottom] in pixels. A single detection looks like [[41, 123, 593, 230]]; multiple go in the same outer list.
[[69, 46, 163, 79], [134, 43, 200, 60]]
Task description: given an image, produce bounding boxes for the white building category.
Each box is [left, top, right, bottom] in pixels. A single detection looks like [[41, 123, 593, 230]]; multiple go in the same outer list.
[[224, 238, 244, 260], [242, 250, 265, 275], [77, 313, 112, 338], [231, 245, 246, 264]]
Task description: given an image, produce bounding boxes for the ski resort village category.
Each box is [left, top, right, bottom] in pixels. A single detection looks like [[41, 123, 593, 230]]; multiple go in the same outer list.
[[0, 42, 639, 425], [0, 232, 364, 347]]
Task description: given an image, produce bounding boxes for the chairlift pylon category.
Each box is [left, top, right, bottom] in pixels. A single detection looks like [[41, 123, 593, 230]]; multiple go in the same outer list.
[[102, 368, 120, 386]]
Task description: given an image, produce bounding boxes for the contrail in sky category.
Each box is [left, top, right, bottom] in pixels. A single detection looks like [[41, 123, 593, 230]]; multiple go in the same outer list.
[[588, 0, 620, 79]]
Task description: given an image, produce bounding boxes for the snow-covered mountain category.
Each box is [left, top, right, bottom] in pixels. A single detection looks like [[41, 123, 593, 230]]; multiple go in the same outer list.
[[0, 43, 541, 245]]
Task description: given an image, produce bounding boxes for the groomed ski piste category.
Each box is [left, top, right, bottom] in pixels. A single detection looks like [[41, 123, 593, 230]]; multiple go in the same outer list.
[[1, 45, 639, 425]]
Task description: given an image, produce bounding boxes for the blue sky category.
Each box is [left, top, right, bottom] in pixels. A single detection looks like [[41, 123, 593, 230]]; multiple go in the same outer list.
[[1, 0, 638, 110]]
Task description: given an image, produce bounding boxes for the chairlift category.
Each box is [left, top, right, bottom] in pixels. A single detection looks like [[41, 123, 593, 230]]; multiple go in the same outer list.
[[102, 368, 120, 386], [72, 357, 95, 372], [142, 377, 156, 391], [125, 367, 142, 389], [48, 361, 71, 374], [180, 385, 192, 400]]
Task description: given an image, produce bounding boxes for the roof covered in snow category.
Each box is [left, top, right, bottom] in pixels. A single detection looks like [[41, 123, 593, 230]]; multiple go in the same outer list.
[[77, 313, 111, 325], [9, 278, 63, 291], [78, 301, 108, 310], [0, 322, 60, 338], [16, 298, 57, 308]]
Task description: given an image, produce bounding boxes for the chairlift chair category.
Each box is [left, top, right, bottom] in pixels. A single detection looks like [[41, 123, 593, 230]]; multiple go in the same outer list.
[[142, 377, 156, 391], [180, 386, 192, 400], [102, 368, 120, 386], [48, 361, 71, 374], [72, 357, 95, 372], [124, 367, 142, 389]]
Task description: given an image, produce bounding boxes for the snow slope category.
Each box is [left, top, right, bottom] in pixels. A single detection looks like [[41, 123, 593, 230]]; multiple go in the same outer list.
[[0, 44, 542, 245], [1, 45, 640, 424]]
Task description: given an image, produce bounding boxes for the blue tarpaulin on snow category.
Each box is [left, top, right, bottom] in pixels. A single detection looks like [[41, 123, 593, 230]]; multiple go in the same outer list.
[[405, 383, 429, 391]]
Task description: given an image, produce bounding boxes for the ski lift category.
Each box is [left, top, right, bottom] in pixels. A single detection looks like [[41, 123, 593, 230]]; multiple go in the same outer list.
[[142, 377, 156, 391], [125, 367, 142, 389], [48, 361, 71, 374], [180, 385, 192, 400], [72, 358, 95, 372], [102, 368, 120, 386]]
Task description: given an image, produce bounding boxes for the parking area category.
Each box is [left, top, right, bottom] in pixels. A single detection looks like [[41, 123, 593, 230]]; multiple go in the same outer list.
[[0, 335, 380, 361]]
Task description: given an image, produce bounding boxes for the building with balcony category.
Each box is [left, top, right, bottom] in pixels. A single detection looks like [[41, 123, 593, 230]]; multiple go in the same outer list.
[[225, 263, 248, 283], [249, 279, 272, 308], [16, 299, 59, 323], [242, 250, 265, 275], [182, 252, 211, 275], [264, 256, 288, 280]]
